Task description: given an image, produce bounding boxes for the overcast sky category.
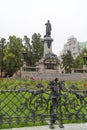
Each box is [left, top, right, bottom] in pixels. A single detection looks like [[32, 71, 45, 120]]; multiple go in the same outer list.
[[0, 0, 87, 55]]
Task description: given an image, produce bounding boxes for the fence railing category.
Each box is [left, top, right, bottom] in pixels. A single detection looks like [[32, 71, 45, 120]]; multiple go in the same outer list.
[[0, 80, 87, 129]]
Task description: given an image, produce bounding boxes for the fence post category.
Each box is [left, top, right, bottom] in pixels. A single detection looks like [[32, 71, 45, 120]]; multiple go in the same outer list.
[[49, 79, 64, 129], [49, 79, 58, 129], [59, 81, 64, 128]]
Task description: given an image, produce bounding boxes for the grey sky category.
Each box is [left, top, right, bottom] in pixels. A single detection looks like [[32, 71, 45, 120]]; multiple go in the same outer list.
[[0, 0, 87, 55]]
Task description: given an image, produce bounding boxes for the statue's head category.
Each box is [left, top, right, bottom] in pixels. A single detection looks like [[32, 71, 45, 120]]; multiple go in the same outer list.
[[48, 20, 50, 23]]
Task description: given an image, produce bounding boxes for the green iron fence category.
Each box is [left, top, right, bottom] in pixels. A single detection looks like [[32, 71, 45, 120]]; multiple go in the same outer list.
[[0, 81, 87, 129]]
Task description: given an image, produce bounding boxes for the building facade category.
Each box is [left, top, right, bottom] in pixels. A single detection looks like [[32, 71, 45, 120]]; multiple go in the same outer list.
[[61, 36, 81, 59]]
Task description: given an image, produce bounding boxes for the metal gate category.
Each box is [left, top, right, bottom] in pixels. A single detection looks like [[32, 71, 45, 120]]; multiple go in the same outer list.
[[0, 80, 87, 129]]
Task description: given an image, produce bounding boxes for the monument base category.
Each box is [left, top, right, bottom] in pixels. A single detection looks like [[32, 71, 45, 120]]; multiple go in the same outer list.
[[44, 36, 53, 57]]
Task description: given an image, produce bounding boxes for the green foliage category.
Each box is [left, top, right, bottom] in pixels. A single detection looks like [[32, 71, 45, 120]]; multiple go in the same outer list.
[[65, 80, 87, 90], [61, 50, 74, 73], [23, 35, 33, 66], [0, 122, 48, 129], [0, 79, 49, 90], [74, 48, 87, 68], [0, 78, 87, 90], [4, 36, 23, 76], [22, 34, 44, 67], [31, 33, 44, 66], [0, 34, 44, 77]]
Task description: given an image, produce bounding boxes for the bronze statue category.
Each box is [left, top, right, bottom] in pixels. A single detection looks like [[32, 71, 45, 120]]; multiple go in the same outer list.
[[45, 20, 52, 37]]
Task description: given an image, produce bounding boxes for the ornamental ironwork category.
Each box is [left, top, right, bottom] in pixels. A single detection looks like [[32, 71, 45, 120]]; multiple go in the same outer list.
[[0, 80, 87, 129]]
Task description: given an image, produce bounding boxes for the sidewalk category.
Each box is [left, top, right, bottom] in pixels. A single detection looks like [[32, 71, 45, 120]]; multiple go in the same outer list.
[[2, 123, 87, 130]]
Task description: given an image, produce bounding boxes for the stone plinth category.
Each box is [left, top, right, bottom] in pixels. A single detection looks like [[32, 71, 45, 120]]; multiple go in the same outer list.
[[44, 36, 53, 57]]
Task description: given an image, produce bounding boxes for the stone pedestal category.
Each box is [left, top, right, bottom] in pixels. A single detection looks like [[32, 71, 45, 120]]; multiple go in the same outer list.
[[44, 36, 53, 57]]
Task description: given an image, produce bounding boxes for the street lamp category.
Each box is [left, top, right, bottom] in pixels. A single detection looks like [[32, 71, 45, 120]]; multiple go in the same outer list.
[[0, 38, 6, 77], [23, 51, 27, 62], [22, 49, 27, 71]]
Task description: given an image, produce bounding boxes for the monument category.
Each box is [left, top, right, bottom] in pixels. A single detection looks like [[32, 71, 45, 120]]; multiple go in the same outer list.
[[44, 20, 53, 57], [36, 20, 60, 73], [19, 20, 60, 80]]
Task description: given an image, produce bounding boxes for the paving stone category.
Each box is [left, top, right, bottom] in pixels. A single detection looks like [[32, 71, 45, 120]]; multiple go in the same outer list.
[[2, 123, 87, 130]]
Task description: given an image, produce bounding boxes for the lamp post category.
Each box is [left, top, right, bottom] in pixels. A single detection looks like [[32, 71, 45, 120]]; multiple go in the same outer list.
[[22, 49, 27, 71], [0, 38, 6, 77], [23, 51, 27, 62]]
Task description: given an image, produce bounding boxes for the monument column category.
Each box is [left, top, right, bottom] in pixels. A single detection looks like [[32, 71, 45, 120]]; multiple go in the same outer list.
[[44, 20, 53, 57], [44, 37, 53, 57]]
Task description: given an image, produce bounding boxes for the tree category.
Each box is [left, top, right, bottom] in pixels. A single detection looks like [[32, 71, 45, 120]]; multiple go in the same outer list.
[[4, 36, 23, 76], [61, 50, 74, 73], [0, 38, 6, 77], [74, 48, 87, 68], [31, 33, 44, 66], [23, 35, 32, 66]]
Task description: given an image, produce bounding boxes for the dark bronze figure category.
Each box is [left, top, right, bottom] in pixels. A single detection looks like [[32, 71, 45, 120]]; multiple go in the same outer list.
[[45, 20, 52, 37]]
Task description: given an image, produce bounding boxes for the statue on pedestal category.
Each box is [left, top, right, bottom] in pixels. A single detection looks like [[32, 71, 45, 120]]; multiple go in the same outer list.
[[44, 20, 52, 37]]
